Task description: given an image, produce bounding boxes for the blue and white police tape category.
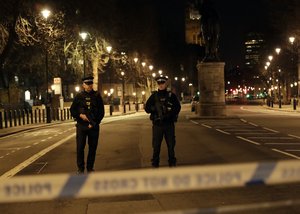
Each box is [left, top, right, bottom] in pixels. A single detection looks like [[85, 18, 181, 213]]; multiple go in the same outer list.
[[0, 159, 300, 203]]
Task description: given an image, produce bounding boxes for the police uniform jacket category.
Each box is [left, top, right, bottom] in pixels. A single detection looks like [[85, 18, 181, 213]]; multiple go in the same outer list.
[[70, 89, 105, 127], [145, 89, 181, 125]]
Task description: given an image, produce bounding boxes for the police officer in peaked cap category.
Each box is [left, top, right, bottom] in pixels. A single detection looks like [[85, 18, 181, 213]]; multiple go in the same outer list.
[[145, 75, 181, 168], [70, 75, 105, 174]]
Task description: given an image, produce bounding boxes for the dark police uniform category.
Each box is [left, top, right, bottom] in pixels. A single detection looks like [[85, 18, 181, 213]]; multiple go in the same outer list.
[[145, 77, 181, 167], [70, 76, 104, 173]]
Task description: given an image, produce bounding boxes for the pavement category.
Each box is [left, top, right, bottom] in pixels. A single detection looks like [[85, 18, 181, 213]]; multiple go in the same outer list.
[[1, 104, 300, 138]]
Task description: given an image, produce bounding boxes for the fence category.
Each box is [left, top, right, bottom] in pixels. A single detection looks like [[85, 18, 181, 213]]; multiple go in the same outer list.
[[0, 107, 72, 129], [0, 103, 146, 129]]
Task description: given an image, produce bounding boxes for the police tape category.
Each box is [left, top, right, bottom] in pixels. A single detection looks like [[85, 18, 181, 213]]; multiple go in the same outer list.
[[0, 159, 300, 203]]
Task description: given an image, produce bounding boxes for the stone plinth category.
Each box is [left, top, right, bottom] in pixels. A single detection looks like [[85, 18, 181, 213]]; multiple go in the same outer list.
[[197, 62, 226, 116]]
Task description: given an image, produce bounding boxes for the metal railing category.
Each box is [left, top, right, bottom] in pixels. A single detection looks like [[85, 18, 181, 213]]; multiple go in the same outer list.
[[0, 107, 72, 129]]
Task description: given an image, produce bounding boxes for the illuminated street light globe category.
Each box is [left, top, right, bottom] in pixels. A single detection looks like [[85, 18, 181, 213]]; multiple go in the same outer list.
[[289, 36, 295, 44], [41, 9, 51, 19], [75, 86, 80, 92], [79, 32, 88, 41], [106, 46, 112, 53]]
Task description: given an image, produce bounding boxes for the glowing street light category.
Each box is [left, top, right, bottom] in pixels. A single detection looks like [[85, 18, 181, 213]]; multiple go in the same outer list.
[[79, 32, 89, 77], [41, 8, 52, 123], [121, 71, 126, 113], [106, 46, 112, 53], [289, 36, 295, 45], [41, 9, 51, 19], [268, 55, 273, 61]]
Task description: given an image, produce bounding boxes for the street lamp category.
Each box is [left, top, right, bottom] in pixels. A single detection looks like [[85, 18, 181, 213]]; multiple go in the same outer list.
[[289, 36, 300, 101], [41, 8, 51, 123], [268, 55, 273, 61], [275, 47, 281, 108], [289, 36, 295, 45], [106, 46, 112, 53], [121, 71, 126, 113], [151, 72, 156, 92], [79, 32, 88, 77]]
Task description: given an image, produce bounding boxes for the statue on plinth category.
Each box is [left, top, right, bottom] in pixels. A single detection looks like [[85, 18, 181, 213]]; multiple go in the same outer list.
[[197, 0, 220, 62]]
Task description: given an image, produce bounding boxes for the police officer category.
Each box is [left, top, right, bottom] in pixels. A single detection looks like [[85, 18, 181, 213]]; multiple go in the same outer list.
[[70, 76, 105, 174], [145, 76, 181, 168]]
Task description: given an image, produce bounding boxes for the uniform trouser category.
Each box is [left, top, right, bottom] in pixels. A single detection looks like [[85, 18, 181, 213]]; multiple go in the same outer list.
[[76, 124, 99, 171], [152, 122, 176, 166]]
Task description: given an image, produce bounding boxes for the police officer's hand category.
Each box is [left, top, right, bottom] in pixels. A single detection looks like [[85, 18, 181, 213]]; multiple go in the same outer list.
[[88, 124, 93, 129], [80, 114, 90, 122]]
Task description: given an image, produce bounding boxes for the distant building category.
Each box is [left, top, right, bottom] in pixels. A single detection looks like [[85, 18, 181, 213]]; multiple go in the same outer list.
[[244, 32, 265, 69], [185, 2, 203, 46]]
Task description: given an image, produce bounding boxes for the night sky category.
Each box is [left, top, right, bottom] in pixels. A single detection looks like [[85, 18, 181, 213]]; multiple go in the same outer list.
[[69, 0, 274, 72], [212, 0, 269, 68], [148, 0, 271, 71]]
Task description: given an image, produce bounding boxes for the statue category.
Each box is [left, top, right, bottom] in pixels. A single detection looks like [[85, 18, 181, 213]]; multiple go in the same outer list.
[[197, 0, 220, 62]]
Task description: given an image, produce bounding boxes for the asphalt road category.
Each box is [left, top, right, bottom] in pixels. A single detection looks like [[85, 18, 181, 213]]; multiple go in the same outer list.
[[1, 105, 300, 214]]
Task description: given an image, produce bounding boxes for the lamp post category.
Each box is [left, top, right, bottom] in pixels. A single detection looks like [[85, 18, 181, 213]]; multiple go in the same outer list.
[[41, 9, 51, 123], [289, 36, 300, 100], [121, 71, 126, 113], [79, 32, 88, 77], [275, 47, 281, 108], [151, 72, 156, 92]]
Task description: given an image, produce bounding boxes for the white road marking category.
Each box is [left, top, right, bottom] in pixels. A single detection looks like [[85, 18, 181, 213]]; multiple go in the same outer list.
[[236, 136, 260, 145], [234, 132, 275, 135], [272, 148, 300, 159], [0, 148, 22, 150], [190, 120, 199, 125], [201, 124, 212, 128], [248, 136, 294, 140], [222, 129, 259, 132], [248, 122, 259, 127], [216, 129, 230, 135], [240, 119, 247, 123], [263, 127, 279, 133], [0, 133, 75, 178], [288, 134, 300, 139]]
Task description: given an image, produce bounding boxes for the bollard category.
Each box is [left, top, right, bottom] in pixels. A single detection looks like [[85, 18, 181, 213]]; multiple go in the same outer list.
[[109, 105, 113, 116], [0, 111, 2, 129], [293, 98, 297, 110], [22, 110, 25, 125], [9, 110, 13, 127], [4, 111, 8, 128], [13, 110, 17, 127]]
